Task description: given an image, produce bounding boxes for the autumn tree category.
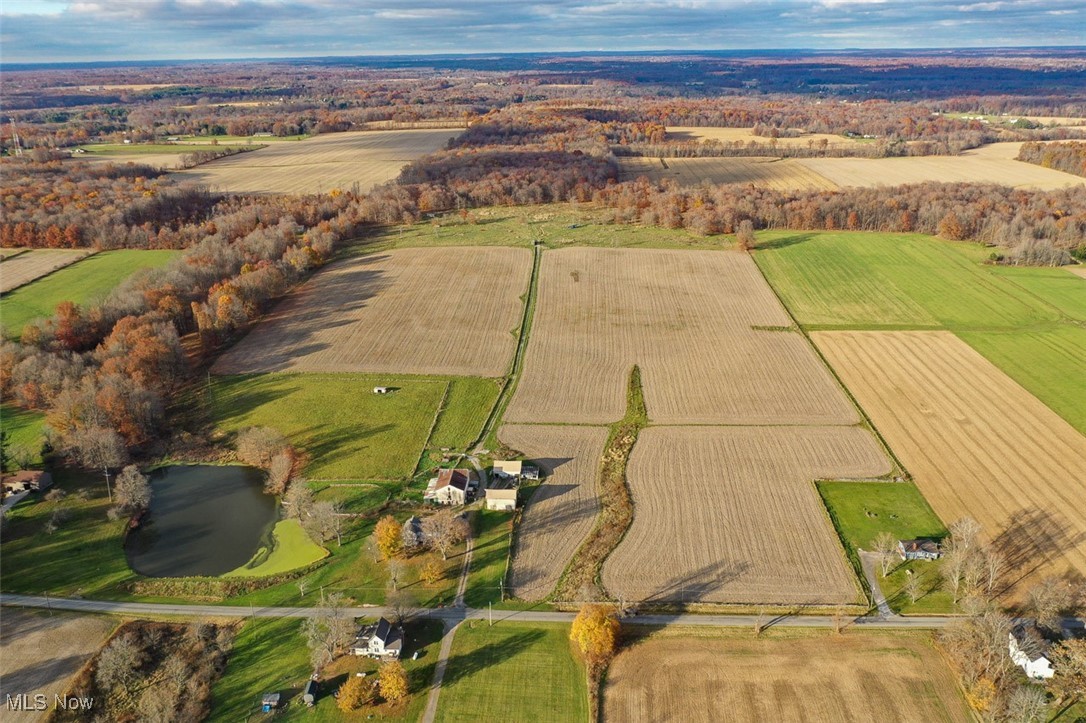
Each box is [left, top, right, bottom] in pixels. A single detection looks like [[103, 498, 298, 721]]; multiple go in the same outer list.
[[570, 603, 620, 663], [65, 425, 127, 503], [1027, 576, 1076, 633], [374, 515, 403, 560], [378, 661, 409, 702], [735, 219, 755, 251], [337, 675, 376, 712], [422, 560, 444, 585], [1047, 638, 1086, 705], [114, 465, 151, 514], [235, 426, 289, 469]]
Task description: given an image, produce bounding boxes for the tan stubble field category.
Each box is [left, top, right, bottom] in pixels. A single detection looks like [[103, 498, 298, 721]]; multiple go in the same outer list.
[[213, 246, 531, 377], [0, 249, 94, 293]]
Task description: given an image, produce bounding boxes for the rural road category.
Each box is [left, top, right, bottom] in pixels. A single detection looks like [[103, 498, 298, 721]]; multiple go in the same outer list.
[[4, 594, 1084, 632]]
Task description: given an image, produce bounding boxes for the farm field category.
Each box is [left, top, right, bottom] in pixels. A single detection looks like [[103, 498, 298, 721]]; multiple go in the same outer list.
[[1, 404, 47, 466], [498, 424, 610, 601], [505, 247, 857, 425], [603, 631, 971, 723], [0, 248, 93, 293], [174, 128, 458, 194], [213, 246, 531, 378], [615, 155, 839, 191], [667, 126, 864, 148], [208, 373, 448, 480], [0, 610, 117, 722], [1, 250, 178, 336], [754, 230, 1086, 434], [1068, 266, 1086, 280], [798, 142, 1085, 190], [814, 331, 1086, 593], [602, 426, 890, 605], [434, 622, 588, 723]]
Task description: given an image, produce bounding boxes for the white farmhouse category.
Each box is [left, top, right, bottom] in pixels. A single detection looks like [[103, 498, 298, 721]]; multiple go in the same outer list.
[[1009, 624, 1055, 680], [352, 618, 403, 659]]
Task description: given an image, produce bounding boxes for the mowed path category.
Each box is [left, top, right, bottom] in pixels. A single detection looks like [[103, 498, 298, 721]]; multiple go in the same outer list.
[[213, 246, 531, 377], [498, 424, 610, 601], [603, 426, 889, 605], [174, 129, 458, 194], [815, 331, 1086, 593], [603, 633, 972, 723], [506, 248, 857, 425]]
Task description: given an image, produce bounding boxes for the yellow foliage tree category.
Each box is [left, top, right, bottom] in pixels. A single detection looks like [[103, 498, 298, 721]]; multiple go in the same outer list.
[[570, 603, 620, 663], [965, 677, 996, 712], [422, 560, 444, 585], [374, 515, 403, 560], [337, 675, 374, 712], [378, 660, 409, 702]]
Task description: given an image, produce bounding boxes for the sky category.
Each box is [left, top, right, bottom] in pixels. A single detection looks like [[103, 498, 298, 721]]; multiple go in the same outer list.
[[1, 0, 1084, 64]]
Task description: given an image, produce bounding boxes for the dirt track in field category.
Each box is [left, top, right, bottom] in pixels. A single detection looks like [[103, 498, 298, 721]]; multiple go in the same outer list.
[[0, 610, 114, 721], [212, 246, 531, 377], [815, 330, 1086, 593], [174, 129, 458, 194], [499, 424, 610, 601], [601, 426, 888, 605], [603, 633, 971, 723], [505, 248, 857, 425], [1, 250, 93, 293]]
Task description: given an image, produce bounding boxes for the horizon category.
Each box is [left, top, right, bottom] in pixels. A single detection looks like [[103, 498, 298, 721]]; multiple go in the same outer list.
[[2, 0, 1085, 64]]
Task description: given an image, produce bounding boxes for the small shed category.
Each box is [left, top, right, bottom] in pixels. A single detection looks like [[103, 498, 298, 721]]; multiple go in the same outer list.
[[373, 386, 391, 394], [521, 464, 540, 481], [303, 679, 317, 707], [260, 693, 280, 712], [485, 488, 517, 511]]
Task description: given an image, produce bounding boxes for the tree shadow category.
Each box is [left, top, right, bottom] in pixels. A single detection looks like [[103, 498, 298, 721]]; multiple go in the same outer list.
[[754, 233, 817, 251], [628, 558, 753, 606], [990, 507, 1086, 595], [438, 629, 546, 688]]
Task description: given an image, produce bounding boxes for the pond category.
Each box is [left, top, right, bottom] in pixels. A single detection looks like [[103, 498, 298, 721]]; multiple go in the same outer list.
[[125, 465, 276, 578]]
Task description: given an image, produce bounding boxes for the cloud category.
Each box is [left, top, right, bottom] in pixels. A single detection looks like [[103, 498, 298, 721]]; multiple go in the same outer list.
[[1, 0, 1084, 63]]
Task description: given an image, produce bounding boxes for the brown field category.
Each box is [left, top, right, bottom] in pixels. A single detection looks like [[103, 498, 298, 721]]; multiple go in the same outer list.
[[505, 248, 857, 425], [0, 249, 94, 293], [603, 632, 971, 723], [799, 143, 1085, 190], [602, 426, 889, 604], [213, 246, 531, 376], [499, 424, 610, 600], [0, 610, 115, 722], [668, 126, 864, 148], [77, 152, 190, 169], [616, 155, 839, 191], [174, 129, 458, 194], [815, 331, 1086, 591], [0, 248, 27, 260], [1068, 266, 1086, 280]]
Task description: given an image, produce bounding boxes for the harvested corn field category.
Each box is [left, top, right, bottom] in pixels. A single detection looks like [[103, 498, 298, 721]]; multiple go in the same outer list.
[[667, 126, 864, 149], [505, 248, 857, 425], [213, 247, 531, 377], [603, 632, 971, 723], [175, 129, 458, 194], [602, 426, 890, 604], [0, 249, 93, 293], [815, 331, 1086, 591], [616, 156, 839, 191], [499, 424, 610, 601]]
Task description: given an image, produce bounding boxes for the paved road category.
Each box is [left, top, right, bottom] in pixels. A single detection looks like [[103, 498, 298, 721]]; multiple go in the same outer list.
[[4, 594, 1083, 632]]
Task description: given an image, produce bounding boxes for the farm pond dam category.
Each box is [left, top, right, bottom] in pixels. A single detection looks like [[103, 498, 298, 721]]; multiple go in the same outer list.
[[125, 465, 276, 578]]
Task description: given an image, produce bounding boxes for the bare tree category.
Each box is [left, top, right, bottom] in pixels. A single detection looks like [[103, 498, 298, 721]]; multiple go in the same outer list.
[[386, 588, 417, 625], [387, 559, 404, 592], [1028, 576, 1075, 633], [903, 571, 924, 605], [235, 426, 288, 468], [736, 219, 755, 251], [984, 550, 1003, 596], [114, 465, 151, 514], [95, 633, 145, 699], [1004, 685, 1048, 723], [304, 500, 343, 546], [753, 607, 766, 637], [873, 532, 898, 577], [302, 593, 355, 671], [422, 511, 470, 561], [265, 450, 294, 494], [283, 480, 314, 521], [67, 425, 127, 503]]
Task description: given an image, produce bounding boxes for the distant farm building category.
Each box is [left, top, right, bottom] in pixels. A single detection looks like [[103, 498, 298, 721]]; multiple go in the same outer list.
[[492, 460, 522, 478], [897, 539, 941, 561], [1, 470, 53, 494], [485, 488, 517, 511], [424, 469, 478, 505], [353, 618, 403, 659], [1009, 624, 1055, 680]]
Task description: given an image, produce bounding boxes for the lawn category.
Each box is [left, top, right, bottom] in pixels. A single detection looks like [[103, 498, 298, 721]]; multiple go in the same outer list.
[[818, 481, 948, 553], [210, 617, 444, 722], [818, 481, 953, 615], [461, 509, 515, 608], [754, 230, 1086, 434], [225, 519, 328, 578], [1, 403, 47, 468], [429, 377, 502, 450], [312, 483, 393, 514], [208, 373, 447, 480], [1, 249, 178, 337], [434, 621, 588, 723]]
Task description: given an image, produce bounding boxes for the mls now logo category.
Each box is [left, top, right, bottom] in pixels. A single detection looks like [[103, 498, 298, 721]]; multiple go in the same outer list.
[[6, 694, 94, 711]]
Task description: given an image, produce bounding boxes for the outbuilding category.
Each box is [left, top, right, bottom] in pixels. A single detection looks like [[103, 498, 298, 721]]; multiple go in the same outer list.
[[485, 488, 517, 511], [1, 470, 53, 494]]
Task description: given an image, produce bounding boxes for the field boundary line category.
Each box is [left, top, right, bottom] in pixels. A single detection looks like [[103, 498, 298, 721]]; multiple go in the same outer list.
[[414, 381, 452, 477], [750, 246, 910, 479], [0, 249, 97, 296], [472, 242, 542, 451]]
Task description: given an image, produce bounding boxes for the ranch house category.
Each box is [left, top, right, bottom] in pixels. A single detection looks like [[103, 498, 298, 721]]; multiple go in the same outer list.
[[897, 539, 941, 561], [352, 618, 403, 659], [1009, 624, 1055, 680], [424, 469, 478, 506], [485, 488, 517, 511], [1, 470, 53, 494]]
